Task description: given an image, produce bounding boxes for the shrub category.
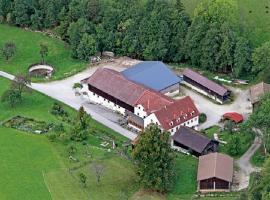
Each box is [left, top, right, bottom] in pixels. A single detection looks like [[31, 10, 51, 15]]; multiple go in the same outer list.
[[199, 113, 207, 123], [47, 133, 57, 142], [51, 102, 68, 117], [73, 83, 82, 90], [67, 144, 77, 155]]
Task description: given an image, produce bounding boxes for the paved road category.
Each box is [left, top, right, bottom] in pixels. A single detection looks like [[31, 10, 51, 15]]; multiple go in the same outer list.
[[0, 70, 137, 140], [235, 130, 262, 191]]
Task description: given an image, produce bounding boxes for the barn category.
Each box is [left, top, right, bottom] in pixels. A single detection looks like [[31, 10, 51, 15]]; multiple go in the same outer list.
[[122, 61, 181, 94], [171, 126, 219, 156], [182, 69, 231, 104], [197, 153, 234, 192]]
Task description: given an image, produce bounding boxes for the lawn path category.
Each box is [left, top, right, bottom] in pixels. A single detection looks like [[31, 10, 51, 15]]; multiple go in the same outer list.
[[0, 70, 137, 140], [235, 131, 262, 191]]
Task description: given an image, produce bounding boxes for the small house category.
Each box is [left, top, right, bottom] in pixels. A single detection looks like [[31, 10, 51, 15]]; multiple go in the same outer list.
[[250, 82, 270, 110], [197, 153, 233, 192], [171, 126, 218, 157]]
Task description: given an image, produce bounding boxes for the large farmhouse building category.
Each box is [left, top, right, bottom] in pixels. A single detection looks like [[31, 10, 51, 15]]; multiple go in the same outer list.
[[81, 68, 199, 134], [197, 153, 234, 192], [122, 61, 181, 94], [182, 69, 231, 104]]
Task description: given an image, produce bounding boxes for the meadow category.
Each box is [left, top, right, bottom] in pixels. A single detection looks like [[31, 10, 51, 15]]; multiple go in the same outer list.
[[0, 24, 86, 81], [0, 77, 201, 200]]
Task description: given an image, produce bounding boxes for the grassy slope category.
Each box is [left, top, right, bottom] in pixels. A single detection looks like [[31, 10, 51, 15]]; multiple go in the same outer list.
[[0, 77, 135, 200], [182, 0, 270, 47], [0, 24, 86, 80], [0, 127, 60, 200]]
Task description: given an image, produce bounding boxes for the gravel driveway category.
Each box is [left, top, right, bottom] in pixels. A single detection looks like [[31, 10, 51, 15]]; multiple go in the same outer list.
[[180, 86, 252, 130]]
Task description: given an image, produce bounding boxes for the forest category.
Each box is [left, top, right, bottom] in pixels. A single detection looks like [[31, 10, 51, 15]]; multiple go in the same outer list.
[[0, 0, 269, 81]]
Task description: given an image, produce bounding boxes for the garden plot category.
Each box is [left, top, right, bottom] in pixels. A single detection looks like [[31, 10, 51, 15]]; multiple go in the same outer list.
[[2, 116, 54, 134]]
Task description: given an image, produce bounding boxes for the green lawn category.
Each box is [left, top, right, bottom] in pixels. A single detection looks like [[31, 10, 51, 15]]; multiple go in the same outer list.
[[182, 0, 270, 47], [204, 126, 254, 158], [0, 77, 135, 200], [0, 24, 86, 81], [0, 127, 61, 200]]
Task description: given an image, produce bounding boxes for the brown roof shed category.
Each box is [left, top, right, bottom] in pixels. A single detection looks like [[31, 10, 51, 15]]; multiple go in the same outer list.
[[197, 153, 233, 182], [250, 82, 270, 104], [172, 126, 213, 154], [183, 69, 229, 97]]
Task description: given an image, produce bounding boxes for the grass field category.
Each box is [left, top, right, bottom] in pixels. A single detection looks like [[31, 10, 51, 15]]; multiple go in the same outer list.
[[0, 24, 86, 81], [0, 77, 200, 199], [182, 0, 270, 47]]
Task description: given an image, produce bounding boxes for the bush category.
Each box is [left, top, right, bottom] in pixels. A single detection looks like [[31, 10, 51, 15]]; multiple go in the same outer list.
[[199, 113, 207, 123], [73, 83, 82, 90], [47, 132, 57, 142], [67, 144, 77, 155], [51, 102, 68, 117]]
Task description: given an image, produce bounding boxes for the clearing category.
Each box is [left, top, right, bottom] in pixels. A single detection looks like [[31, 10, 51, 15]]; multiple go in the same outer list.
[[0, 24, 86, 80]]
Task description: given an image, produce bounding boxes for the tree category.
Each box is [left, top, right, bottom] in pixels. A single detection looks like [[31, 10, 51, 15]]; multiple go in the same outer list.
[[76, 33, 97, 61], [91, 162, 105, 185], [11, 74, 31, 94], [234, 37, 252, 77], [77, 106, 91, 130], [133, 125, 175, 192], [1, 89, 22, 107], [2, 42, 16, 61], [228, 135, 240, 156], [224, 120, 235, 134], [79, 172, 87, 187], [40, 43, 49, 64], [247, 93, 270, 153], [252, 42, 270, 75]]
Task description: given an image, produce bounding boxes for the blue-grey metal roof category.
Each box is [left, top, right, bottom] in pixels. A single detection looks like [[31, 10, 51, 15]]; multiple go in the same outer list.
[[122, 61, 181, 91]]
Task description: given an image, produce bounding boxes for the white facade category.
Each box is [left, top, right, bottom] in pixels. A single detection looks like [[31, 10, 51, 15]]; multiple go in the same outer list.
[[82, 84, 126, 115], [134, 104, 148, 119], [183, 81, 223, 104], [144, 113, 161, 128], [167, 116, 199, 135], [144, 113, 199, 135]]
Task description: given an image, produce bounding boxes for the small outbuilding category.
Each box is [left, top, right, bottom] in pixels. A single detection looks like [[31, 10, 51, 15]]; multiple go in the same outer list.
[[250, 82, 270, 110], [171, 126, 219, 157], [122, 61, 181, 94], [197, 153, 233, 192], [222, 112, 244, 123], [182, 69, 231, 104]]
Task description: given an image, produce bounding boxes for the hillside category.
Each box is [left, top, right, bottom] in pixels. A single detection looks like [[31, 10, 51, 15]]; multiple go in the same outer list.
[[182, 0, 270, 46]]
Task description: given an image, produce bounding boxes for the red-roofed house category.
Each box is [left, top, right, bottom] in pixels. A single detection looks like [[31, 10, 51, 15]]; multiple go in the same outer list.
[[82, 68, 199, 133]]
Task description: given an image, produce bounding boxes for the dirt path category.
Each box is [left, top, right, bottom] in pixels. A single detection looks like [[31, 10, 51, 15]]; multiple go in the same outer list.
[[234, 133, 262, 191]]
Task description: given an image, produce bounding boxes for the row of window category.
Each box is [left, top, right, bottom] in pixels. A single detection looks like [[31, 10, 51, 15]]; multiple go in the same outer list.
[[92, 93, 121, 109]]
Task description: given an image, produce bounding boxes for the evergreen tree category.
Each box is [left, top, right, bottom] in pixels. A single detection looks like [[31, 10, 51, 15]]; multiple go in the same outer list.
[[133, 125, 175, 192], [234, 37, 252, 77]]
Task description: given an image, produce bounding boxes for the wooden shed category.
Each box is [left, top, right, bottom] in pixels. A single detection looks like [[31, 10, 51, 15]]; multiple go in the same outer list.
[[197, 153, 234, 192]]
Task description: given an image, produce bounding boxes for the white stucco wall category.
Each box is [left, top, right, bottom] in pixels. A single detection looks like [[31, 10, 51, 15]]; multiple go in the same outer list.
[[82, 84, 126, 115], [168, 116, 199, 135], [134, 104, 148, 119], [144, 113, 161, 128]]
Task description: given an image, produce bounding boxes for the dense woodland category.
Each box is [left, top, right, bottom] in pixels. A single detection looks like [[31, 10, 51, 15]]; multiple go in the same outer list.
[[0, 0, 269, 81]]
